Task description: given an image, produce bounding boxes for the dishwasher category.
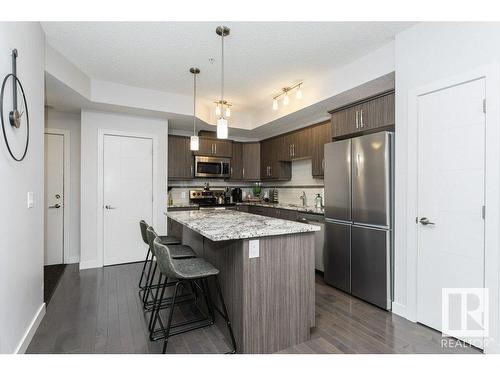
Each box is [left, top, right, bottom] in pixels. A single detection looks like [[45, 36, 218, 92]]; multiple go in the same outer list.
[[297, 212, 325, 272]]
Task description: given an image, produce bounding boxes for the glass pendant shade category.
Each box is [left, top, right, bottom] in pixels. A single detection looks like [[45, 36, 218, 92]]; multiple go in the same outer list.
[[225, 106, 231, 117], [215, 104, 221, 116], [296, 86, 302, 99], [190, 135, 199, 151], [272, 99, 278, 110], [283, 93, 289, 106], [216, 117, 228, 139]]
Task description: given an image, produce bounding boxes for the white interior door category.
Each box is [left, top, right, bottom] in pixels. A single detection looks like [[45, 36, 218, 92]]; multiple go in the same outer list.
[[44, 133, 65, 265], [103, 134, 153, 266], [417, 78, 486, 347]]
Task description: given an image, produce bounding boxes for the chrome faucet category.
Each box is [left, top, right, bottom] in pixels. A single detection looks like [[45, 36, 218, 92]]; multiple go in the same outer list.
[[299, 191, 306, 206]]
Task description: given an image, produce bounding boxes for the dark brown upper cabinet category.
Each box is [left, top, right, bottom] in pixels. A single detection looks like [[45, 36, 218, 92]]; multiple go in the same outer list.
[[231, 142, 261, 181], [311, 121, 332, 178], [242, 142, 261, 181], [168, 135, 194, 180], [231, 142, 243, 180], [330, 91, 395, 139], [194, 138, 233, 157], [260, 138, 291, 181]]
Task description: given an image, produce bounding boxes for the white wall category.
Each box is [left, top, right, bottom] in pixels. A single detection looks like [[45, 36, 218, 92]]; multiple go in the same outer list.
[[80, 110, 168, 269], [394, 22, 500, 339], [45, 109, 81, 263], [0, 22, 45, 353]]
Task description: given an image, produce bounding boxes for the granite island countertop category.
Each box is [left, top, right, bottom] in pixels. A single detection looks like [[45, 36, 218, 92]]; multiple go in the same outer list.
[[165, 209, 320, 241]]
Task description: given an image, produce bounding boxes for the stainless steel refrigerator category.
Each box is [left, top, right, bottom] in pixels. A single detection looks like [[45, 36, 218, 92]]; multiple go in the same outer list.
[[323, 131, 393, 310]]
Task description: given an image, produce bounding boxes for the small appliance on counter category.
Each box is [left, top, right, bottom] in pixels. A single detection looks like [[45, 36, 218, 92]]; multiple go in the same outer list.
[[231, 187, 243, 203], [189, 187, 235, 208]]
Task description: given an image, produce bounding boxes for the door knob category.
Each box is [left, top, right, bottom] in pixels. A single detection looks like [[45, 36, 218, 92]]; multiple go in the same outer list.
[[48, 204, 61, 209], [419, 217, 435, 225], [105, 205, 116, 210]]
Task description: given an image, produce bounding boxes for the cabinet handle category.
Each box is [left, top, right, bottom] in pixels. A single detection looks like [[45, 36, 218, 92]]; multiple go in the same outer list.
[[322, 158, 325, 172], [356, 111, 359, 129], [360, 109, 364, 128], [191, 165, 193, 176], [215, 143, 217, 154], [231, 167, 233, 176], [242, 167, 245, 179]]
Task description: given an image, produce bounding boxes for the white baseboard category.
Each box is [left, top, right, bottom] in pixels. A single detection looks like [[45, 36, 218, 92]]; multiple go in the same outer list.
[[15, 303, 46, 354], [64, 257, 80, 264], [79, 259, 99, 270], [391, 301, 407, 318]]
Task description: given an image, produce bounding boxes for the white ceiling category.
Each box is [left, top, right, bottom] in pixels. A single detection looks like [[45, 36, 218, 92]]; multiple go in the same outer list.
[[41, 22, 412, 112]]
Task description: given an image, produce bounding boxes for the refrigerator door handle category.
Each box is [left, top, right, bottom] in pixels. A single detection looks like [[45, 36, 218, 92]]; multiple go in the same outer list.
[[356, 153, 361, 177]]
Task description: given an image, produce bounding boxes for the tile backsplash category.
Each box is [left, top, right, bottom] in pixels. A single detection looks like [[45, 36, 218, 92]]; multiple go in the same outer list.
[[168, 158, 325, 207]]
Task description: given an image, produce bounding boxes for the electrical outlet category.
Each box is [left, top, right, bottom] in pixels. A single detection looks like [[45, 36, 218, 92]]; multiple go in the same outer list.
[[249, 239, 259, 258]]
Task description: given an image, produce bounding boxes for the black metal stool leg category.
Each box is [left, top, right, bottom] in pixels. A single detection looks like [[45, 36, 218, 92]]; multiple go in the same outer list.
[[148, 273, 164, 333], [201, 278, 216, 324], [162, 281, 181, 354], [149, 278, 169, 341], [213, 275, 237, 354], [143, 262, 157, 306], [138, 248, 151, 289]]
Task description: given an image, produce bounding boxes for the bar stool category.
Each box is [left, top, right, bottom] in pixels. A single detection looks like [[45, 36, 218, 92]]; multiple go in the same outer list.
[[138, 220, 181, 292], [151, 238, 237, 354], [142, 226, 196, 311]]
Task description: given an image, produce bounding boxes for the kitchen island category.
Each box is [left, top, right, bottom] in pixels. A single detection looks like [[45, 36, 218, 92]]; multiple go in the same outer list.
[[165, 209, 320, 353]]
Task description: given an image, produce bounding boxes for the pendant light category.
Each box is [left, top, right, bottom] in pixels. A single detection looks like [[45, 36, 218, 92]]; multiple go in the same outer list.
[[189, 67, 200, 151], [216, 25, 230, 139]]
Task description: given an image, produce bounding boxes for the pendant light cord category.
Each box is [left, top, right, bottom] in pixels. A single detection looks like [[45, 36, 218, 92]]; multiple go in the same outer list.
[[221, 25, 224, 117], [193, 71, 197, 133]]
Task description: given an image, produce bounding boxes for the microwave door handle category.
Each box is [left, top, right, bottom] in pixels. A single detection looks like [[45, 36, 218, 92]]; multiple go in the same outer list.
[[220, 161, 224, 176]]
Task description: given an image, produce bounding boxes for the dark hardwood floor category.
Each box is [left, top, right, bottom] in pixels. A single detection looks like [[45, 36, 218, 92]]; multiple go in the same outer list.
[[27, 263, 480, 354]]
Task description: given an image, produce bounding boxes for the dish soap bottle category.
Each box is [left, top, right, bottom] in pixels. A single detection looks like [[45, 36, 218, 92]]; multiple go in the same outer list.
[[315, 193, 323, 209]]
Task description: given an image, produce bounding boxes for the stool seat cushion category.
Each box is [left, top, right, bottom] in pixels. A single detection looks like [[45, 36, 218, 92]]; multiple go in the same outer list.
[[157, 235, 181, 246], [170, 258, 220, 279], [165, 244, 197, 259]]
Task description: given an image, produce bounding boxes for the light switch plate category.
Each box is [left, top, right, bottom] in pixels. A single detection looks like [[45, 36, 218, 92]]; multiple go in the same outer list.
[[27, 192, 34, 208], [249, 239, 259, 258]]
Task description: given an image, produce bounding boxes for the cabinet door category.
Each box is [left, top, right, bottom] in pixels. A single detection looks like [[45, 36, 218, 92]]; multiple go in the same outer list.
[[312, 122, 332, 177], [365, 92, 395, 130], [231, 142, 243, 180], [213, 139, 233, 157], [331, 110, 347, 138], [242, 142, 260, 180], [278, 208, 297, 221], [281, 132, 297, 160], [194, 138, 214, 156], [168, 136, 193, 180], [260, 139, 271, 179], [296, 127, 312, 159]]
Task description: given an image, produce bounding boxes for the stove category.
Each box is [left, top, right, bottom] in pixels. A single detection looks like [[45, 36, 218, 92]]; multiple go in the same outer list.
[[189, 189, 235, 208]]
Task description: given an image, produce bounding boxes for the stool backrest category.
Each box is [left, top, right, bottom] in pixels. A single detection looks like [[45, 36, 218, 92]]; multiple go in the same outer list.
[[146, 226, 158, 257], [153, 238, 177, 278], [139, 220, 149, 244]]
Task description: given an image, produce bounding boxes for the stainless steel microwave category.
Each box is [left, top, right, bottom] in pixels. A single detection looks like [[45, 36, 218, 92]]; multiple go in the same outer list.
[[194, 156, 231, 178]]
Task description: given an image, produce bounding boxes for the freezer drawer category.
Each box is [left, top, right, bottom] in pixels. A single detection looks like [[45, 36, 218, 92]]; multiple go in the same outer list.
[[351, 132, 391, 227], [323, 221, 351, 293], [351, 225, 390, 309], [324, 139, 351, 221]]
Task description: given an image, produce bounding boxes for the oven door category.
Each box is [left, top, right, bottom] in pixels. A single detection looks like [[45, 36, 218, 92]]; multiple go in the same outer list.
[[195, 156, 231, 178]]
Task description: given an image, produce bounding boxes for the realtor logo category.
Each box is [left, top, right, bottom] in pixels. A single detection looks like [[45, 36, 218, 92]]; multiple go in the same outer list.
[[442, 288, 489, 338]]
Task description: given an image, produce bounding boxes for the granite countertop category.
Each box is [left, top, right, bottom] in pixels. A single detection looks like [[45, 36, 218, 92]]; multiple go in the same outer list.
[[165, 209, 320, 241], [167, 202, 324, 215], [238, 202, 325, 215]]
